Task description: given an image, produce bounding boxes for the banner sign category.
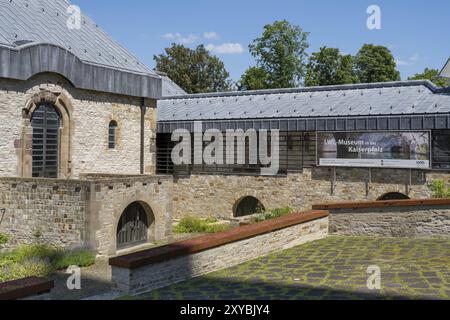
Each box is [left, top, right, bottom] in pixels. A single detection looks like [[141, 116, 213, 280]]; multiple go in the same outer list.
[[317, 131, 430, 169]]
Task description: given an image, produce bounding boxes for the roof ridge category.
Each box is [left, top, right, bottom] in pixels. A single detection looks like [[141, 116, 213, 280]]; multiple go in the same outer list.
[[161, 80, 438, 100]]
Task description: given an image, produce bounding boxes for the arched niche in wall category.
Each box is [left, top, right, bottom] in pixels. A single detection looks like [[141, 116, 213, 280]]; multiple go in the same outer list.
[[233, 196, 265, 218], [377, 192, 411, 201]]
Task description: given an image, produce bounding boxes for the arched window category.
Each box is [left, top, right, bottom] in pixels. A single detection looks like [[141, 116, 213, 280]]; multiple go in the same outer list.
[[31, 103, 60, 178], [234, 196, 265, 217], [108, 121, 118, 149], [377, 192, 410, 201]]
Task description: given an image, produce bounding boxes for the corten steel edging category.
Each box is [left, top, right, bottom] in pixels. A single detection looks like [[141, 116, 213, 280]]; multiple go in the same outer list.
[[109, 210, 329, 270], [312, 198, 450, 210], [0, 277, 54, 300]]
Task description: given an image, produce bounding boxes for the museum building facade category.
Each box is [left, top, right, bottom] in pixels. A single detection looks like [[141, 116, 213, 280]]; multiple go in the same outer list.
[[0, 0, 449, 255]]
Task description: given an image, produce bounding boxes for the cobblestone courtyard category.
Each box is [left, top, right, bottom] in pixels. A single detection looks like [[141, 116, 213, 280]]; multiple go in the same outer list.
[[140, 237, 450, 300]]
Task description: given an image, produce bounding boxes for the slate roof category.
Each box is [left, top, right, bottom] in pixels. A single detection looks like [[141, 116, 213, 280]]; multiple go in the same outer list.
[[0, 0, 154, 75], [158, 80, 450, 122], [157, 72, 187, 97], [0, 0, 163, 98], [439, 58, 450, 78]]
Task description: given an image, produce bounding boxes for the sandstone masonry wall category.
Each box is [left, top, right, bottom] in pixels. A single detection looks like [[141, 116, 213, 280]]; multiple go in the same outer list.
[[0, 175, 173, 256], [172, 168, 450, 219], [0, 74, 156, 179], [87, 175, 173, 256], [0, 178, 88, 249], [328, 206, 450, 238]]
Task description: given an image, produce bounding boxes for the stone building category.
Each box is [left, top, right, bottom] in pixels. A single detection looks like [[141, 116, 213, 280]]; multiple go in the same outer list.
[[0, 0, 183, 255], [157, 81, 450, 219], [0, 0, 449, 256]]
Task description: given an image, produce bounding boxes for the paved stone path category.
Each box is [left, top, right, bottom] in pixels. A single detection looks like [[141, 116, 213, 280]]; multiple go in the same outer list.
[[140, 237, 450, 300]]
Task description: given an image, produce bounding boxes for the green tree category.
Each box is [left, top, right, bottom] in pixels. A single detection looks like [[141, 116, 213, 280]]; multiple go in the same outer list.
[[354, 44, 400, 83], [305, 47, 358, 87], [247, 20, 310, 89], [408, 68, 449, 87], [154, 44, 232, 94], [238, 67, 269, 91]]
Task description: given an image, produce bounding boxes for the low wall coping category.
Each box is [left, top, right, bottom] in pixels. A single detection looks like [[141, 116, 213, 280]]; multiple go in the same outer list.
[[312, 198, 450, 210], [0, 174, 172, 184], [0, 277, 54, 300], [109, 210, 329, 270]]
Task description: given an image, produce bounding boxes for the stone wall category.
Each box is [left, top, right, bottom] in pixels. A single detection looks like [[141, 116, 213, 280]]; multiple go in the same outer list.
[[0, 177, 89, 249], [172, 168, 450, 219], [313, 199, 450, 238], [0, 73, 156, 179], [86, 175, 173, 256], [0, 175, 173, 256], [110, 211, 329, 295]]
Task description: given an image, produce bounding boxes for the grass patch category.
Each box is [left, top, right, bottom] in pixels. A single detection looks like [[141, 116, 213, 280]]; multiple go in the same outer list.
[[0, 257, 52, 283], [174, 216, 230, 234], [251, 207, 294, 223], [0, 245, 96, 283], [52, 248, 96, 270]]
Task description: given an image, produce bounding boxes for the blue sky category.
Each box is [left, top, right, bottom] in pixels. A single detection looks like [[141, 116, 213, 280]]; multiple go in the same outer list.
[[72, 0, 450, 82]]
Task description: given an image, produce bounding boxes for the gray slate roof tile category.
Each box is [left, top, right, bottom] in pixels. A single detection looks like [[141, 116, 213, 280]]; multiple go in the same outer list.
[[440, 58, 450, 78], [0, 0, 154, 75], [158, 81, 450, 121]]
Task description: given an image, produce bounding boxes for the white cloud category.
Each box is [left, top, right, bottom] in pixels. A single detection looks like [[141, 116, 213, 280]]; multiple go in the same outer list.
[[205, 43, 244, 54], [203, 32, 219, 40], [395, 54, 420, 66], [161, 33, 199, 44], [395, 58, 409, 66], [409, 53, 419, 62]]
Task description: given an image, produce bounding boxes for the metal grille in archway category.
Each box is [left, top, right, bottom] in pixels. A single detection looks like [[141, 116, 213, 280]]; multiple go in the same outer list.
[[31, 103, 60, 178], [117, 202, 149, 249]]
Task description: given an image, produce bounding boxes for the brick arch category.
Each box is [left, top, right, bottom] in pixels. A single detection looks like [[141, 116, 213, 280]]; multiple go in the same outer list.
[[18, 90, 74, 179]]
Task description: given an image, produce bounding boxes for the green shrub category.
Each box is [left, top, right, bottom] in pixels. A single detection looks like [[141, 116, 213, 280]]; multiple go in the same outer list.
[[430, 180, 450, 198], [0, 245, 59, 269], [0, 257, 52, 283], [174, 216, 230, 234], [7, 245, 60, 264], [0, 233, 9, 248], [52, 248, 96, 270], [204, 223, 230, 234]]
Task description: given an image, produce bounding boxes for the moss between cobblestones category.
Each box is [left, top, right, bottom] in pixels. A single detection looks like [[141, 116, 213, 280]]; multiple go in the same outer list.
[[139, 236, 450, 300]]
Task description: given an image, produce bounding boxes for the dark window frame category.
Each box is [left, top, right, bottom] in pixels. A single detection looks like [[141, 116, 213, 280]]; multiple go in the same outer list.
[[109, 120, 118, 149], [31, 103, 60, 179]]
